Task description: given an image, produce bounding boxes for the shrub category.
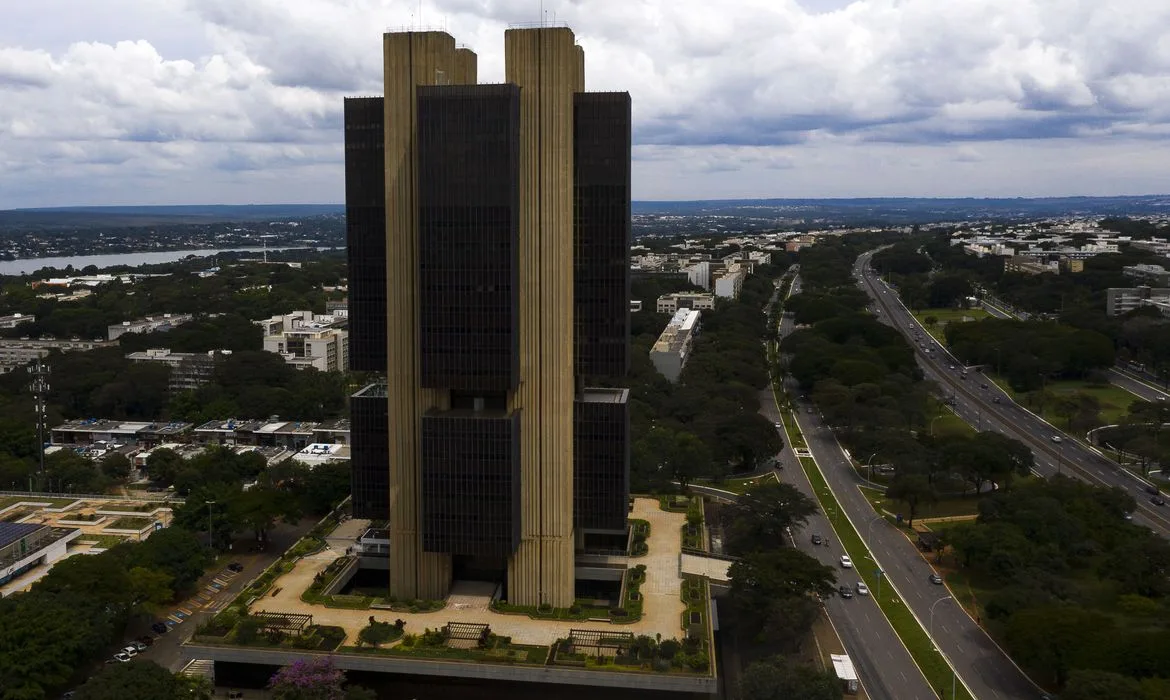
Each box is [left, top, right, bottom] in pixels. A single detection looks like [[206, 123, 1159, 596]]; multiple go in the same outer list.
[[685, 652, 709, 671], [652, 658, 672, 672], [658, 639, 681, 659]]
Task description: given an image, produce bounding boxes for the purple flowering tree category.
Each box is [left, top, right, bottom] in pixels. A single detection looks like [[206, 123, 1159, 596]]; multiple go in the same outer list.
[[268, 658, 347, 700]]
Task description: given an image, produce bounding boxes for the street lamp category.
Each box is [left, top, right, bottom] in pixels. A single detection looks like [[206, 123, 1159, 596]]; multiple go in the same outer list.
[[206, 500, 216, 551], [930, 595, 958, 700], [865, 452, 878, 482]]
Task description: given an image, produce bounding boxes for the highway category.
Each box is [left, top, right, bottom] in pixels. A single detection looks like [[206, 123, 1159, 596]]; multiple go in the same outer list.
[[758, 386, 937, 700], [855, 249, 1170, 537], [770, 298, 1038, 700]]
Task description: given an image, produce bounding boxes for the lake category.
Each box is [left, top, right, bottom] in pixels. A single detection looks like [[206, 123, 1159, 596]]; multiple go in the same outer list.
[[0, 247, 326, 276]]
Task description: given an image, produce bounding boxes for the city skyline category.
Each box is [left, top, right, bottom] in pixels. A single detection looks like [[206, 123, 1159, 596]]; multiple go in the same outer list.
[[3, 0, 1170, 208]]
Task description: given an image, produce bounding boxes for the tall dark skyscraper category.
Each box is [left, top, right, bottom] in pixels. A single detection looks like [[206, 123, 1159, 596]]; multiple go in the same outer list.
[[345, 26, 631, 607]]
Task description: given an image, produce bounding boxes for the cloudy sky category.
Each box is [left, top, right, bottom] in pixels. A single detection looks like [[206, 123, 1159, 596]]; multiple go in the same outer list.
[[2, 0, 1170, 208]]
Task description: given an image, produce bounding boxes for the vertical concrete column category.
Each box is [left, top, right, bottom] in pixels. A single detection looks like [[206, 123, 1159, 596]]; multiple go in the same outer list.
[[504, 27, 579, 608], [383, 31, 469, 600]]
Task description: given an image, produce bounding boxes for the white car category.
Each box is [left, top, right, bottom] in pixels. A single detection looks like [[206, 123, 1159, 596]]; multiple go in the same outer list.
[[129, 641, 148, 652], [840, 555, 853, 569], [113, 652, 132, 663], [121, 646, 137, 658], [856, 582, 869, 595], [1051, 436, 1063, 443]]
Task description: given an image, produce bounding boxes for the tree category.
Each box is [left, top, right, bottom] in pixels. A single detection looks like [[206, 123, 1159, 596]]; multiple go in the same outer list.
[[1061, 669, 1141, 700], [74, 660, 187, 700], [99, 452, 131, 480], [145, 447, 183, 486], [885, 473, 936, 527], [1003, 605, 1112, 686], [739, 656, 842, 700], [728, 549, 836, 646], [357, 619, 399, 647], [923, 315, 938, 329], [268, 657, 371, 700], [722, 481, 819, 555]]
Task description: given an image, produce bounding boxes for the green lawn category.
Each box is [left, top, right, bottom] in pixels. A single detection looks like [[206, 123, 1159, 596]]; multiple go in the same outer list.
[[912, 308, 990, 345], [77, 534, 129, 549], [0, 496, 79, 511], [993, 377, 1141, 429], [859, 485, 981, 521], [931, 412, 977, 438]]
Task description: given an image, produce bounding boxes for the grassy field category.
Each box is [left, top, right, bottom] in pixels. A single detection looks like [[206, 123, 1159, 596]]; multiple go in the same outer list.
[[991, 376, 1141, 429], [0, 495, 79, 511], [773, 397, 974, 700], [911, 308, 990, 345], [859, 485, 982, 521], [932, 412, 977, 438]]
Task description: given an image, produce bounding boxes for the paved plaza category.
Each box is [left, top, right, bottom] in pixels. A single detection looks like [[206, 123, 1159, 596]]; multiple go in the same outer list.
[[256, 497, 691, 646]]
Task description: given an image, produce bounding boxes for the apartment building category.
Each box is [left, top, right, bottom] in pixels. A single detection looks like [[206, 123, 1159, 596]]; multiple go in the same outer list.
[[650, 308, 701, 383], [656, 292, 716, 314]]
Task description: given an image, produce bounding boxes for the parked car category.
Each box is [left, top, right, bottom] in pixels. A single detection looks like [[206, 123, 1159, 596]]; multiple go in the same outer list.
[[227, 562, 244, 573], [929, 573, 944, 585], [129, 641, 147, 652], [113, 652, 132, 663], [151, 622, 168, 634], [838, 585, 853, 599], [121, 646, 137, 658], [856, 582, 869, 596], [137, 636, 154, 647], [840, 555, 853, 569], [811, 534, 823, 546]]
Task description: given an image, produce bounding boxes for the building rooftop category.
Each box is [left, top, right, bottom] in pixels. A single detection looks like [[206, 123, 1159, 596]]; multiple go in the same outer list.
[[0, 522, 43, 549], [652, 308, 701, 354], [353, 383, 388, 398]]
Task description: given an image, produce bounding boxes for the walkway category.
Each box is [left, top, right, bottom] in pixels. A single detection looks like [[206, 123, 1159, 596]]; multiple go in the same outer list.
[[254, 497, 689, 646]]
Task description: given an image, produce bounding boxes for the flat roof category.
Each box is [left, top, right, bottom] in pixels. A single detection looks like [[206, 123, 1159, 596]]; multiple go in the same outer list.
[[0, 522, 45, 549]]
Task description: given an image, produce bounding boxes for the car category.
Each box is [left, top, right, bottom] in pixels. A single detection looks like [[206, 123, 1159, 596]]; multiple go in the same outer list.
[[811, 534, 823, 545], [992, 396, 1001, 403], [1152, 496, 1166, 507], [1051, 436, 1063, 443], [856, 582, 869, 596], [948, 365, 956, 370], [773, 422, 782, 429], [137, 636, 154, 647], [929, 573, 944, 585], [1146, 484, 1161, 495], [840, 555, 853, 569], [979, 383, 988, 389], [129, 641, 148, 652], [1124, 512, 1134, 521], [151, 622, 168, 634], [227, 562, 244, 573], [113, 652, 132, 663], [838, 585, 853, 598], [122, 646, 138, 657]]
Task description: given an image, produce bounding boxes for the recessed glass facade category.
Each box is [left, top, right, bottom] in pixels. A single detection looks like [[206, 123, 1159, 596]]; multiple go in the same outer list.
[[573, 92, 632, 379], [350, 383, 389, 520], [574, 389, 630, 531], [420, 411, 521, 556], [344, 97, 387, 372], [417, 85, 521, 392]]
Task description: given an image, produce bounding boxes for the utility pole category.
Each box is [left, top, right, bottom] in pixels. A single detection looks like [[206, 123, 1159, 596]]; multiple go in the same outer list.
[[27, 359, 50, 492]]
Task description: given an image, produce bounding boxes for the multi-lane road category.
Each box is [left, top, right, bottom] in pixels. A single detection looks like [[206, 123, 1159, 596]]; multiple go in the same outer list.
[[757, 385, 937, 700], [856, 249, 1170, 537], [768, 296, 1039, 699]]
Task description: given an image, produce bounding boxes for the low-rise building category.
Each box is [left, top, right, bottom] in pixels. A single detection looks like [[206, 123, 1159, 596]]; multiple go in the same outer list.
[[257, 311, 348, 372], [0, 523, 82, 590], [1004, 256, 1058, 275], [1107, 287, 1170, 316], [51, 419, 192, 447], [650, 308, 701, 383], [655, 292, 716, 314], [0, 337, 112, 373], [0, 313, 34, 329], [713, 268, 745, 299], [108, 314, 195, 341], [1123, 264, 1170, 287], [290, 442, 351, 468], [126, 348, 229, 392]]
